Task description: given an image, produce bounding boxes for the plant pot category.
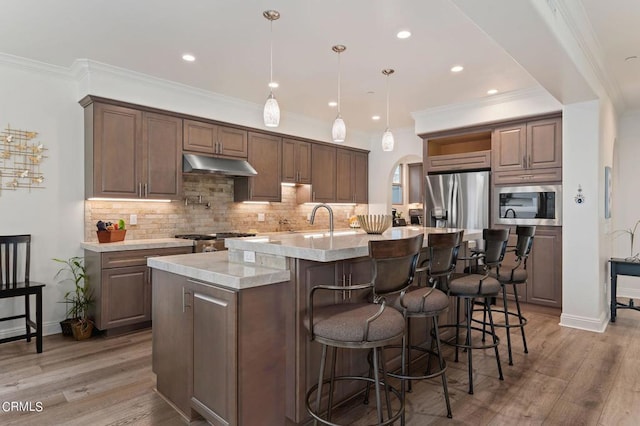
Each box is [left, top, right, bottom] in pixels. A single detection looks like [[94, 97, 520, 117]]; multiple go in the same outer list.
[[60, 318, 76, 337], [71, 321, 94, 341]]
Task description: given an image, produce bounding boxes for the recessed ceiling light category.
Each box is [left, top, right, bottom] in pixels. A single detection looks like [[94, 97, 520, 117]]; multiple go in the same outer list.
[[372, 115, 381, 121], [182, 54, 195, 62], [396, 30, 412, 39], [328, 101, 338, 107], [268, 81, 279, 89], [451, 65, 464, 73], [487, 89, 498, 95]]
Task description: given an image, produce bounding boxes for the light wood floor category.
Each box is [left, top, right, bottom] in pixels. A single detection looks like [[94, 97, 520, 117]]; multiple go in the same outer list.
[[1, 302, 640, 425]]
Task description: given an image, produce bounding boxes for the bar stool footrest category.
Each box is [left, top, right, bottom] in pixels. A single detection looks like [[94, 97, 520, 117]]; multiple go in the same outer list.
[[381, 344, 447, 382], [438, 323, 501, 351], [471, 308, 528, 329], [306, 375, 404, 426]]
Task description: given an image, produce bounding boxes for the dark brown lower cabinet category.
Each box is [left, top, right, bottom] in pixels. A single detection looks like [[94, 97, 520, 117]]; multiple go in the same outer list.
[[84, 246, 192, 334], [528, 226, 562, 307], [152, 271, 289, 425], [493, 225, 562, 308]]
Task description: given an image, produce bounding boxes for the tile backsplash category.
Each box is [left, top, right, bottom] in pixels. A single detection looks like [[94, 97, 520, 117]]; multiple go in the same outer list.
[[84, 175, 368, 241]]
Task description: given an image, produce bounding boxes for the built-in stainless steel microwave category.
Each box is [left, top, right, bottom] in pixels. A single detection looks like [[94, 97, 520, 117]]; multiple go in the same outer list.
[[493, 184, 562, 226]]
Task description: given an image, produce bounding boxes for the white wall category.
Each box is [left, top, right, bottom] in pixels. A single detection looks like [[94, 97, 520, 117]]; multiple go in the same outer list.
[[613, 110, 640, 297], [559, 101, 606, 331], [367, 127, 422, 215], [0, 56, 85, 338]]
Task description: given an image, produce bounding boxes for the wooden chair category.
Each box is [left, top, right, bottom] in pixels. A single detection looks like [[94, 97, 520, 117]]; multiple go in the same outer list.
[[0, 235, 45, 353]]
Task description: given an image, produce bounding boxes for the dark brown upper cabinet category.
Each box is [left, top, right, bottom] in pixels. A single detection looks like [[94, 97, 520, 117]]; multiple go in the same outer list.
[[492, 117, 562, 173], [336, 148, 368, 203], [282, 138, 312, 184], [310, 144, 337, 203], [84, 100, 182, 200], [183, 119, 248, 159], [234, 132, 282, 202]]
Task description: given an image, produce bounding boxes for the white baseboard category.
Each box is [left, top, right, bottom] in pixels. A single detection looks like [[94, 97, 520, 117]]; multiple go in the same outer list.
[[0, 320, 61, 339], [559, 311, 608, 333]]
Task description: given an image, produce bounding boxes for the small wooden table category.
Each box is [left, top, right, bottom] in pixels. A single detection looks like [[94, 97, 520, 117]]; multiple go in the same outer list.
[[609, 257, 640, 322]]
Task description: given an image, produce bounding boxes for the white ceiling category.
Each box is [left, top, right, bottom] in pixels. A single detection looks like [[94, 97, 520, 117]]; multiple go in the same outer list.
[[0, 1, 637, 134]]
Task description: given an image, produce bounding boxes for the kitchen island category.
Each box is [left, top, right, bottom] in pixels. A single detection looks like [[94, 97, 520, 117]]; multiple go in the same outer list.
[[149, 227, 481, 425]]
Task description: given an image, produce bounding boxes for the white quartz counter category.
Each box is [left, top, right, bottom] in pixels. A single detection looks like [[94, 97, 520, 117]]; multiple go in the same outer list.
[[81, 238, 194, 252], [226, 226, 482, 262], [147, 251, 291, 291]]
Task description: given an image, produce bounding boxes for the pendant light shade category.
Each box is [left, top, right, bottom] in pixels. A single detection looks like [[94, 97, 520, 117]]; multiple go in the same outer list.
[[381, 69, 395, 152], [263, 92, 280, 128], [332, 115, 346, 142], [382, 129, 395, 152], [332, 45, 347, 143], [263, 10, 281, 128]]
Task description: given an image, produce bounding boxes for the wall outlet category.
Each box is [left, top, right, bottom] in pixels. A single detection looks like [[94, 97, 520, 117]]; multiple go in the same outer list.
[[243, 251, 256, 263], [258, 213, 265, 222], [129, 214, 137, 225]]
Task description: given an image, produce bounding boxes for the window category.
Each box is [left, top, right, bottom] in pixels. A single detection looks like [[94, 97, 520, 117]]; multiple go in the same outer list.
[[392, 164, 403, 205]]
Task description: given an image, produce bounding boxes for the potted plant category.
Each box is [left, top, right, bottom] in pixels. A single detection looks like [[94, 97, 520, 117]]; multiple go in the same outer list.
[[612, 220, 640, 261], [53, 256, 94, 340]]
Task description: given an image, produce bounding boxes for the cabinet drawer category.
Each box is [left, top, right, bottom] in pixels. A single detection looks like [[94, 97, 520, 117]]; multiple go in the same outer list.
[[426, 150, 491, 173], [101, 247, 193, 269], [493, 167, 562, 185]]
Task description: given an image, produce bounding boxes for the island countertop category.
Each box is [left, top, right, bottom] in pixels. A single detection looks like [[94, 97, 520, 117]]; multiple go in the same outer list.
[[147, 251, 291, 290], [225, 226, 482, 262]]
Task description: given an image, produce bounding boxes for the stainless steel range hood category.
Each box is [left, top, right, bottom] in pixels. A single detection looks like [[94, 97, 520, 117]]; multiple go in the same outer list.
[[183, 153, 257, 177]]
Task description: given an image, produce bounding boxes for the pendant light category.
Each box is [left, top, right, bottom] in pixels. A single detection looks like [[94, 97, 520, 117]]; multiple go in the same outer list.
[[331, 45, 347, 143], [381, 69, 395, 152], [263, 10, 281, 128]]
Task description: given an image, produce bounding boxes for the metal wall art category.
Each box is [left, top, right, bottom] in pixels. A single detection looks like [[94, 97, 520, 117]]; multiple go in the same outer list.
[[0, 124, 47, 194]]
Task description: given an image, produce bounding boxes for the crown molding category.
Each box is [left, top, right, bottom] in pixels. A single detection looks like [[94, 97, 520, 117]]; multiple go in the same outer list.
[[554, 0, 625, 112], [0, 52, 74, 80], [410, 86, 554, 119]]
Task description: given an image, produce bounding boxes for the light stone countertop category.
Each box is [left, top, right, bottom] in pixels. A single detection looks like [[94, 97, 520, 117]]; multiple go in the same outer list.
[[226, 226, 483, 262], [147, 251, 291, 291], [81, 238, 194, 252]]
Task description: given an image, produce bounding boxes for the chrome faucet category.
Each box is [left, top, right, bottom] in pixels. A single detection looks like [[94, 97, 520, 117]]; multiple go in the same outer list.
[[310, 203, 334, 234]]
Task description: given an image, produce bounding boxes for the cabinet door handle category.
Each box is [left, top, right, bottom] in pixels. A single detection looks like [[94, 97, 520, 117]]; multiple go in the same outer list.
[[144, 183, 148, 197], [341, 274, 346, 300], [182, 287, 191, 313], [522, 155, 526, 169], [138, 182, 142, 198], [219, 142, 223, 153], [348, 273, 352, 299], [528, 155, 532, 169]]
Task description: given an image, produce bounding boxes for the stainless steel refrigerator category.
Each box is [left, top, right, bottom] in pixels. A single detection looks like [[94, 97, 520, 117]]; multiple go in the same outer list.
[[424, 170, 490, 230]]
